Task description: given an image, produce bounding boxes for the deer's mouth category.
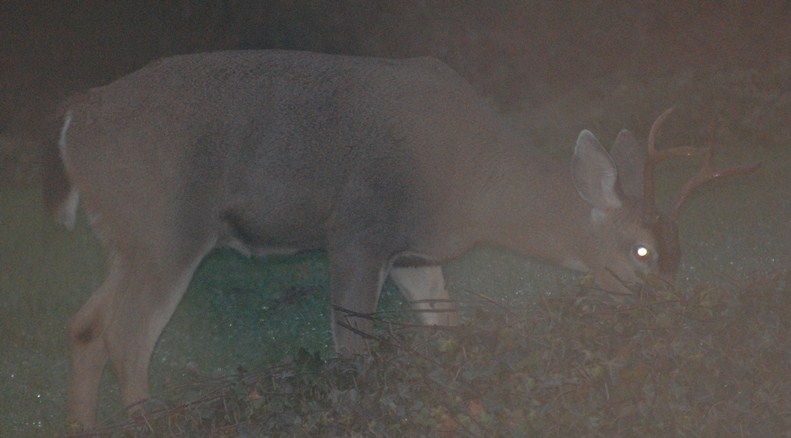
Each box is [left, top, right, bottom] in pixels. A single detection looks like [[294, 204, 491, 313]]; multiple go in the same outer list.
[[597, 267, 643, 299]]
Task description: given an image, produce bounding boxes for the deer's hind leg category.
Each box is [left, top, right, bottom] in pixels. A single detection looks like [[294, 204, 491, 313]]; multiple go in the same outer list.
[[67, 239, 211, 427], [390, 265, 459, 326], [67, 254, 124, 428]]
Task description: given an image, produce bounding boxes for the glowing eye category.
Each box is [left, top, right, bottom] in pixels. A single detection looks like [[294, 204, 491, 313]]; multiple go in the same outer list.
[[633, 244, 651, 262]]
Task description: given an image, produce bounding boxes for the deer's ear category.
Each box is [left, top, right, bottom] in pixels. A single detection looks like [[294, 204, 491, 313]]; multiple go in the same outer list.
[[572, 130, 622, 218], [609, 129, 645, 204]]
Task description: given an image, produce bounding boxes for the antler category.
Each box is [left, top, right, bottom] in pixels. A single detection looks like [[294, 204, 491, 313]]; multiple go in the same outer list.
[[668, 120, 762, 220], [642, 107, 706, 223]]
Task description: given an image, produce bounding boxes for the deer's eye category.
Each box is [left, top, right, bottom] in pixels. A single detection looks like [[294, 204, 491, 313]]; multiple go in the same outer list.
[[632, 244, 652, 263]]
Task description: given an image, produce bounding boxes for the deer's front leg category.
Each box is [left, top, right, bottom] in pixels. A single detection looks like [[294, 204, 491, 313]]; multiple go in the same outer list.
[[328, 247, 390, 357]]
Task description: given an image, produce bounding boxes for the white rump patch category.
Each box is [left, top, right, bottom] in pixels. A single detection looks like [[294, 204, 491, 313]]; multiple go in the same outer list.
[[59, 189, 80, 230], [57, 111, 79, 230], [58, 111, 72, 158], [590, 207, 608, 224]]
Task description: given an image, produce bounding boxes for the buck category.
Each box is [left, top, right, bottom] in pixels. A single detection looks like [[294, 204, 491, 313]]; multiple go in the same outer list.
[[43, 50, 760, 428]]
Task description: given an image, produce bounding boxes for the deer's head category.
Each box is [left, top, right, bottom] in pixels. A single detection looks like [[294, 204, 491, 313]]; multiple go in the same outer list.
[[571, 108, 761, 296]]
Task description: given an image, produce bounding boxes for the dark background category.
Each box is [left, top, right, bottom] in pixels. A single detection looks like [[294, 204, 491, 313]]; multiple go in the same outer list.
[[1, 0, 789, 135]]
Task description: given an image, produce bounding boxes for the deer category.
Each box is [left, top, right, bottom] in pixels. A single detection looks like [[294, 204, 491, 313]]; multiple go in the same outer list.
[[42, 50, 761, 428]]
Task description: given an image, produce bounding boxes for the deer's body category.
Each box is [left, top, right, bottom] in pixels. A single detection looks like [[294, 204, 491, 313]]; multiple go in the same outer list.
[[60, 51, 582, 263], [45, 50, 758, 428]]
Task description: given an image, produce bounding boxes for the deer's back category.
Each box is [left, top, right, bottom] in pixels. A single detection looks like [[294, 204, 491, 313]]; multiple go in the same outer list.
[[60, 50, 515, 260]]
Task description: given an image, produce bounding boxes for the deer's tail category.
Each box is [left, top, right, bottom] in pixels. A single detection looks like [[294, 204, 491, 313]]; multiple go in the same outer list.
[[42, 110, 78, 230]]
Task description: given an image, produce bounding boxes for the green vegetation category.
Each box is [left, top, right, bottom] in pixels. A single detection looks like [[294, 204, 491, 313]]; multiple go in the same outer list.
[[59, 273, 791, 437]]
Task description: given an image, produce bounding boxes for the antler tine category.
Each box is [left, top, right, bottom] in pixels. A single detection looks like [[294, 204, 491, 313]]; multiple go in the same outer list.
[[668, 121, 762, 220], [642, 107, 707, 222]]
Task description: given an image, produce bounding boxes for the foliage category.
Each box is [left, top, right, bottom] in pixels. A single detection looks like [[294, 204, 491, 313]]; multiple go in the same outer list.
[[59, 271, 791, 437]]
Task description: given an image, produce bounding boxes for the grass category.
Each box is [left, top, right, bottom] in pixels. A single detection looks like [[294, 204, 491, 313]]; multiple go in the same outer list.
[[56, 272, 791, 437]]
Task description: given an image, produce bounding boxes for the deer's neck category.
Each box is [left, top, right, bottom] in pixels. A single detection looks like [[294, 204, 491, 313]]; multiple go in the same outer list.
[[474, 145, 594, 269]]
